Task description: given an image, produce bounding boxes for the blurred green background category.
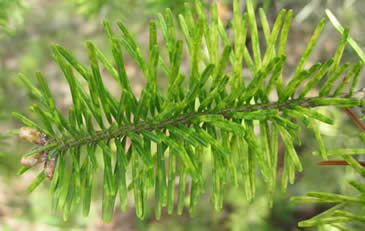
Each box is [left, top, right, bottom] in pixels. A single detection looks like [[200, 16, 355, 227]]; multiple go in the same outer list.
[[0, 0, 365, 230]]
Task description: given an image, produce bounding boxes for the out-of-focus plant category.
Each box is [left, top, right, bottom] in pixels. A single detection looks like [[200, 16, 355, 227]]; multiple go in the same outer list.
[[292, 10, 365, 230], [70, 0, 138, 19], [0, 111, 15, 179], [145, 0, 193, 15], [0, 0, 27, 38], [292, 117, 365, 230], [70, 0, 195, 19], [10, 0, 365, 226], [251, 0, 272, 12]]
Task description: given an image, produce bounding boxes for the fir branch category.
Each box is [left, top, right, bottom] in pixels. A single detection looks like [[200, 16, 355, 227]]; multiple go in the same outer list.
[[11, 0, 365, 223], [40, 95, 363, 153]]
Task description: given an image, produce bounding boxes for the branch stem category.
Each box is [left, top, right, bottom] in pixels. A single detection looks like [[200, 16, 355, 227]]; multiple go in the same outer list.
[[51, 96, 360, 152]]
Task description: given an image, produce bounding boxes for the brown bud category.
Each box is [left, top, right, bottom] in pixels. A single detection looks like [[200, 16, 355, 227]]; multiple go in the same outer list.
[[19, 127, 45, 144], [44, 157, 56, 180], [20, 151, 44, 167]]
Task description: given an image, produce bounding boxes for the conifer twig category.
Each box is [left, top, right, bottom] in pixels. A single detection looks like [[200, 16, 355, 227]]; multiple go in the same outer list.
[[12, 0, 365, 222], [50, 96, 362, 152]]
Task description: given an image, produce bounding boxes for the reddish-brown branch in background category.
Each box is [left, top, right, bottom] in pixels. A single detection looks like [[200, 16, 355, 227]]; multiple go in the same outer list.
[[317, 160, 365, 166], [317, 107, 365, 167], [343, 107, 365, 133]]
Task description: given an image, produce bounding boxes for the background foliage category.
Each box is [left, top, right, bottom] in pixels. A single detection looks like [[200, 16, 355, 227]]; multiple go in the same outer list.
[[1, 0, 365, 231]]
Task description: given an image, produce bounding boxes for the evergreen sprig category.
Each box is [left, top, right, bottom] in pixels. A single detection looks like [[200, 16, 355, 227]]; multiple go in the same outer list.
[[12, 0, 365, 222]]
